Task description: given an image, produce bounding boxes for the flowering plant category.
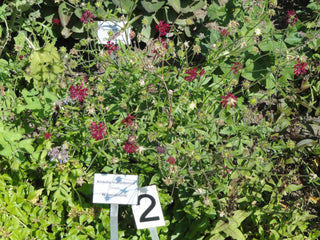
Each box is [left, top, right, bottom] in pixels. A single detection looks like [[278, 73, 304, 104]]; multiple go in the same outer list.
[[0, 0, 319, 239]]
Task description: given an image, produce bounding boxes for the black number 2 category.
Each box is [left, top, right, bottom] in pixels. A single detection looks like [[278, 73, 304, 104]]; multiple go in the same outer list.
[[138, 194, 160, 222]]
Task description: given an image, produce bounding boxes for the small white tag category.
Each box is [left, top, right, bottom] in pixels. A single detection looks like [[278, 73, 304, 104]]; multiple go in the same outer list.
[[97, 21, 131, 45], [132, 185, 165, 229], [92, 174, 138, 205]]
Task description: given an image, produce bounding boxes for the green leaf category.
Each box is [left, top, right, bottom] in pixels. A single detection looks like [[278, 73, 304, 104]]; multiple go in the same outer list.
[[58, 2, 73, 27], [207, 2, 225, 20], [296, 139, 317, 149], [18, 139, 34, 153], [229, 210, 251, 228], [211, 220, 246, 240], [141, 0, 165, 13], [168, 0, 181, 13], [285, 184, 303, 194], [112, 0, 136, 13], [285, 32, 304, 46], [14, 31, 27, 50]]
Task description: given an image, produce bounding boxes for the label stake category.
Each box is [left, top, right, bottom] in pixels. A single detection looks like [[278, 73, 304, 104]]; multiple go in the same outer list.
[[149, 227, 160, 240], [110, 204, 119, 240]]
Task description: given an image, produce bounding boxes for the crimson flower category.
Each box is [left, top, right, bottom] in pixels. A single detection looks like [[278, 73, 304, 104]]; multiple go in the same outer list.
[[156, 21, 170, 36], [287, 10, 298, 26], [220, 29, 229, 37], [121, 113, 135, 127], [106, 41, 118, 54], [90, 122, 107, 140], [185, 67, 198, 82], [167, 156, 176, 165], [80, 10, 95, 24], [123, 142, 138, 154], [19, 55, 23, 60], [52, 18, 60, 25], [69, 83, 88, 102], [45, 132, 51, 140], [231, 62, 243, 74], [220, 93, 237, 108], [294, 59, 307, 76]]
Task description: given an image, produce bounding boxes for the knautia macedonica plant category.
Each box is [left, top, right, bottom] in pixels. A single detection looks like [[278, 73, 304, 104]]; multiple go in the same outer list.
[[0, 0, 319, 239]]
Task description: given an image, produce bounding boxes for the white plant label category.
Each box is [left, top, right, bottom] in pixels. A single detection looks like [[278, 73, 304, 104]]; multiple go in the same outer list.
[[132, 185, 165, 229], [92, 174, 138, 205], [97, 21, 131, 45]]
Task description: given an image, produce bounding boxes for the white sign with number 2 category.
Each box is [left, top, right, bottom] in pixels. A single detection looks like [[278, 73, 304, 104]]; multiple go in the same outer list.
[[132, 185, 165, 230]]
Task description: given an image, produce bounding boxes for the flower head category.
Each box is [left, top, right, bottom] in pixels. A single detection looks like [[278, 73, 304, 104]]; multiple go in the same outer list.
[[121, 113, 135, 127], [69, 83, 88, 102], [48, 144, 69, 164], [156, 21, 170, 36], [220, 29, 229, 37], [90, 122, 107, 140], [45, 132, 51, 140], [185, 67, 198, 82], [80, 10, 95, 24], [167, 156, 176, 165], [155, 146, 166, 154], [123, 142, 138, 154], [294, 59, 307, 76], [231, 62, 243, 74], [127, 135, 137, 144], [52, 18, 60, 25], [287, 10, 298, 26], [106, 41, 118, 54], [220, 93, 237, 108]]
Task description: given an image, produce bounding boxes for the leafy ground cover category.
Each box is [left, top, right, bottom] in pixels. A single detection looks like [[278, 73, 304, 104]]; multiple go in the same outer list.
[[0, 0, 320, 239]]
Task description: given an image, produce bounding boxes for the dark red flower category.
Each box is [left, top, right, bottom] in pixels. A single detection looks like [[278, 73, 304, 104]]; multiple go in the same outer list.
[[90, 122, 107, 140], [123, 142, 138, 154], [185, 67, 198, 82], [52, 18, 60, 26], [231, 62, 243, 74], [220, 29, 229, 37], [220, 93, 237, 108], [294, 59, 307, 76], [121, 113, 135, 127], [287, 10, 298, 26], [45, 132, 51, 140], [19, 55, 23, 60], [106, 41, 118, 54], [69, 83, 88, 102], [167, 156, 175, 164], [80, 10, 95, 24], [156, 21, 170, 37]]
